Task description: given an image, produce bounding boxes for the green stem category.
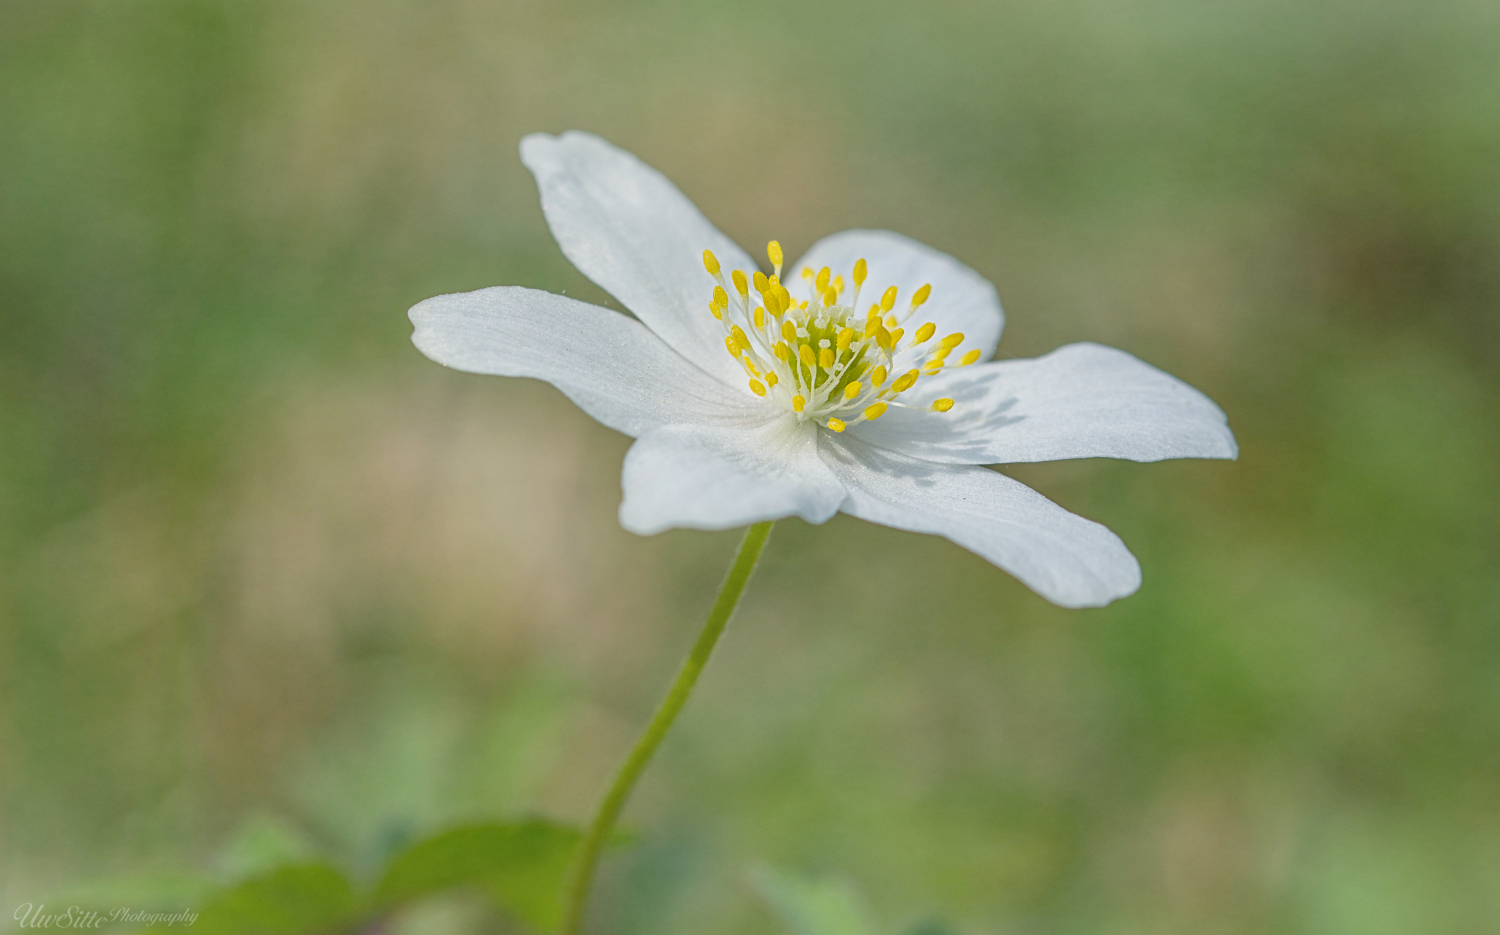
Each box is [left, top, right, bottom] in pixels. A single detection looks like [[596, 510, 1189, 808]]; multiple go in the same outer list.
[[560, 521, 775, 935]]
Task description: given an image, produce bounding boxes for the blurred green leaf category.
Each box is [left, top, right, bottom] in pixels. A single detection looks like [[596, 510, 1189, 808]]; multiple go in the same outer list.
[[193, 864, 360, 935], [898, 920, 958, 935], [752, 866, 876, 935], [214, 814, 319, 881], [373, 819, 583, 930]]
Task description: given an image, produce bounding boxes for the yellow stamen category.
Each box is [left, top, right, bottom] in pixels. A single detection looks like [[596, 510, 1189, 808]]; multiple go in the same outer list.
[[910, 283, 931, 308], [961, 349, 982, 366], [799, 344, 816, 367], [743, 357, 761, 377], [767, 240, 783, 274], [709, 301, 722, 321], [732, 269, 748, 296], [871, 365, 888, 386], [826, 418, 846, 432], [923, 358, 944, 372], [703, 250, 720, 276], [836, 327, 855, 351], [881, 286, 897, 311], [725, 336, 742, 358], [931, 344, 953, 360], [731, 325, 751, 351], [782, 320, 797, 342], [822, 288, 837, 307], [773, 341, 791, 361], [753, 270, 769, 294], [713, 285, 728, 308], [875, 327, 892, 351], [889, 327, 905, 347], [868, 304, 881, 320], [840, 381, 860, 400], [801, 267, 814, 280], [792, 395, 806, 412], [913, 322, 936, 344], [940, 332, 965, 348], [863, 402, 887, 420], [891, 370, 919, 393], [832, 275, 845, 295], [765, 289, 782, 317], [815, 267, 831, 292], [863, 318, 881, 338], [885, 315, 899, 329], [931, 398, 955, 412], [754, 306, 767, 329], [819, 346, 835, 369], [749, 379, 766, 396], [765, 371, 779, 387], [853, 258, 867, 285]]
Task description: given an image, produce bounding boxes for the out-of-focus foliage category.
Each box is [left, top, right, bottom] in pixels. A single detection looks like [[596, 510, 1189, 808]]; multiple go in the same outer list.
[[1, 0, 1497, 933]]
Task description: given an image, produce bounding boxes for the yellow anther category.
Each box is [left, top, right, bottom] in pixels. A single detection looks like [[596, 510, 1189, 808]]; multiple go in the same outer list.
[[881, 286, 897, 311], [819, 346, 835, 368], [768, 240, 783, 272], [923, 358, 944, 372], [889, 327, 905, 347], [713, 285, 728, 308], [911, 283, 932, 308], [836, 327, 855, 351], [709, 301, 722, 321], [765, 290, 782, 317], [871, 365, 888, 386], [749, 379, 767, 396], [863, 402, 887, 421], [792, 394, 806, 412], [799, 343, 816, 367], [875, 327, 892, 351], [891, 370, 919, 393], [753, 270, 769, 294], [940, 332, 965, 348], [754, 306, 767, 329], [961, 349, 982, 366], [868, 304, 881, 320], [743, 357, 761, 376], [815, 267, 831, 292], [931, 344, 953, 360], [765, 371, 779, 387], [864, 318, 881, 338], [853, 258, 867, 285], [776, 284, 791, 310], [931, 398, 955, 412], [843, 381, 863, 399], [731, 325, 751, 351], [822, 288, 837, 307], [832, 275, 845, 295], [801, 267, 814, 280], [774, 341, 791, 361], [886, 315, 899, 329], [732, 269, 748, 296], [826, 418, 847, 433], [725, 336, 742, 358], [703, 250, 721, 276], [913, 322, 936, 344], [782, 320, 797, 341]]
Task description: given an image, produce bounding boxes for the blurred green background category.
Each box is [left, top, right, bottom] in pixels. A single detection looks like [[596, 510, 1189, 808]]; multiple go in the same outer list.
[[2, 0, 1498, 932]]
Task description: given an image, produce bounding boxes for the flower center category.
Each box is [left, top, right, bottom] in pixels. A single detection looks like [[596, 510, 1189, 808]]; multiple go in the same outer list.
[[703, 241, 980, 432]]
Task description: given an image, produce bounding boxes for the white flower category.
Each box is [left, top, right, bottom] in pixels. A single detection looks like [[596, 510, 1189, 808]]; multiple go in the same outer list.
[[409, 131, 1237, 608]]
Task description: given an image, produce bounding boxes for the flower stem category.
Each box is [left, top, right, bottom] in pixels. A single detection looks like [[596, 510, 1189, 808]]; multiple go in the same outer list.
[[561, 520, 775, 935]]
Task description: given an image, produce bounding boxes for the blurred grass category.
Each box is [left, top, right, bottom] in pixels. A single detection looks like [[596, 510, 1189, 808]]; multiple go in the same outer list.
[[2, 0, 1498, 932]]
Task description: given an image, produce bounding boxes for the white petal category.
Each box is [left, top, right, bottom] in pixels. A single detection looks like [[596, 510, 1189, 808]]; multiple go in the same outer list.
[[820, 435, 1141, 608], [520, 131, 756, 387], [853, 342, 1239, 465], [409, 286, 763, 438], [790, 229, 1004, 364], [620, 416, 847, 534]]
